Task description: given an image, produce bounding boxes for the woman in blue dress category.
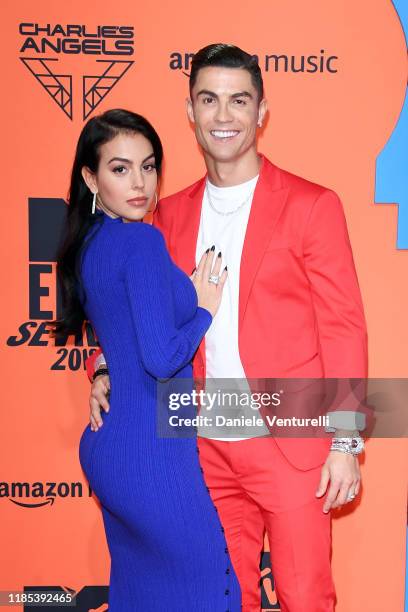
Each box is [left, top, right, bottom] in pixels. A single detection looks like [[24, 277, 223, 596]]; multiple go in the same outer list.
[[52, 109, 241, 611]]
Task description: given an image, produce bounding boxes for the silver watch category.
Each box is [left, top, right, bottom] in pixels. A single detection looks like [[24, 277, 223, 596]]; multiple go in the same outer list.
[[330, 436, 364, 455]]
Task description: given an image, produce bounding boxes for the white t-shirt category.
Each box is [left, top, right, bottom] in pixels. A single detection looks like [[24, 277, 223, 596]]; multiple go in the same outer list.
[[195, 174, 269, 441]]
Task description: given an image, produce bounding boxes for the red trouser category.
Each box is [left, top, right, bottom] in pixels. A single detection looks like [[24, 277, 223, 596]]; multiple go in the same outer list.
[[197, 436, 336, 612]]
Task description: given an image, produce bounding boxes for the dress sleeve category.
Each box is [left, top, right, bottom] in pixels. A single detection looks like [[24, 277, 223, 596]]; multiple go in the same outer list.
[[123, 224, 212, 379]]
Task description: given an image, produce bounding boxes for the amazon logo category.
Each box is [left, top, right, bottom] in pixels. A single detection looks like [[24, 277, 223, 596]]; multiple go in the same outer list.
[[0, 481, 92, 508]]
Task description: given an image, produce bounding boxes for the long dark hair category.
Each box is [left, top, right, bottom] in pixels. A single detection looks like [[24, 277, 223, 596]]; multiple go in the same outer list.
[[51, 108, 163, 339]]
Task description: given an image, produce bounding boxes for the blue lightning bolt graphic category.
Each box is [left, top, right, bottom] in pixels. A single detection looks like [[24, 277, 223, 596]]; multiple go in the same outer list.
[[375, 1, 408, 249]]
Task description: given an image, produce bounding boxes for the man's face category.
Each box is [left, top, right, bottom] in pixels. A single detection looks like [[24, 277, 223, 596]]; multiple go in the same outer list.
[[187, 66, 267, 164]]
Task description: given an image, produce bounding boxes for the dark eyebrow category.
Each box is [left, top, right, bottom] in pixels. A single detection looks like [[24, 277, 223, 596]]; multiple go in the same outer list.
[[108, 153, 155, 164], [196, 89, 218, 99], [196, 89, 253, 100], [142, 153, 155, 163], [231, 91, 253, 99], [108, 156, 132, 164]]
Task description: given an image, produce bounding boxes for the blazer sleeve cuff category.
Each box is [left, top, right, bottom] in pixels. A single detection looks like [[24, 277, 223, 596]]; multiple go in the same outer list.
[[325, 410, 366, 432]]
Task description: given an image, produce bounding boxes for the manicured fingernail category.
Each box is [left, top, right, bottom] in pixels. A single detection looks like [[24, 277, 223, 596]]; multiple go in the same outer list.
[[218, 252, 222, 258], [211, 245, 215, 251], [205, 248, 210, 254], [191, 267, 196, 274], [224, 266, 228, 271]]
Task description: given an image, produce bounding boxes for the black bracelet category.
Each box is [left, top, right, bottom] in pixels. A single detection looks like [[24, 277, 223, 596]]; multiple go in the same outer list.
[[93, 367, 109, 382]]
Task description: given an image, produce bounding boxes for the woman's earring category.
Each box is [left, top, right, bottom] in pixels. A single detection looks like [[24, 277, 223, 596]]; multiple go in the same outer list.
[[152, 192, 158, 211], [91, 192, 97, 215]]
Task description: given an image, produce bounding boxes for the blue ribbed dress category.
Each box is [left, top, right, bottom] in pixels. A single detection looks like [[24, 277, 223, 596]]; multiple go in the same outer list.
[[78, 211, 241, 611]]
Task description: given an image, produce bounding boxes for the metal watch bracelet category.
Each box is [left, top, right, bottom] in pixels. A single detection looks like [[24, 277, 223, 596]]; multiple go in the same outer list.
[[330, 436, 365, 455]]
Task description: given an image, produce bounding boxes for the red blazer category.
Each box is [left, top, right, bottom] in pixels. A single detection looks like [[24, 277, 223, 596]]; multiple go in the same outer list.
[[153, 154, 368, 470], [87, 154, 368, 470]]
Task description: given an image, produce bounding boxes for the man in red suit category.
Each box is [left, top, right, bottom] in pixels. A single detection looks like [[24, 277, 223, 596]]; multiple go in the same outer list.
[[87, 44, 368, 611]]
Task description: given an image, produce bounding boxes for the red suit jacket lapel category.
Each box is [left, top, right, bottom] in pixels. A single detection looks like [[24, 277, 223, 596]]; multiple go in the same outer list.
[[239, 155, 289, 330], [172, 154, 290, 376]]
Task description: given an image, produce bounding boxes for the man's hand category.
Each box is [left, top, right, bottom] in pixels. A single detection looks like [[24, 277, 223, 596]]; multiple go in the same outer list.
[[90, 374, 110, 431], [316, 451, 361, 513]]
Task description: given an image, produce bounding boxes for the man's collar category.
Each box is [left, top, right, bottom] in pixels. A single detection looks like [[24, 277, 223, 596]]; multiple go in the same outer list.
[[187, 153, 282, 198]]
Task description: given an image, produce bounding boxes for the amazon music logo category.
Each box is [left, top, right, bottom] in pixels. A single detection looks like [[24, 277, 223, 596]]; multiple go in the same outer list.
[[6, 198, 99, 370], [169, 49, 338, 77], [19, 22, 135, 120], [1, 480, 93, 508]]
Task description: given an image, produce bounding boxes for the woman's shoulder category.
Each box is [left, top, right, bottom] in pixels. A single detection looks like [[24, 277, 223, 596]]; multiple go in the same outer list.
[[120, 220, 165, 245], [112, 220, 168, 261], [103, 216, 164, 242], [95, 214, 169, 267]]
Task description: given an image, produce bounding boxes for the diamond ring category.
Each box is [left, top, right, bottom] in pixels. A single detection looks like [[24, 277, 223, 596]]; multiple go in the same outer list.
[[208, 274, 220, 285]]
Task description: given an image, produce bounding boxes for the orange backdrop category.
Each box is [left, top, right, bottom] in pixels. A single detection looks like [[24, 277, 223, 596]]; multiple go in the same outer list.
[[1, 1, 407, 610]]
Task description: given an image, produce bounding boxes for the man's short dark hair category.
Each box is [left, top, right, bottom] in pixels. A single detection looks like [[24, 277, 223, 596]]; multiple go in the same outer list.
[[189, 43, 264, 101]]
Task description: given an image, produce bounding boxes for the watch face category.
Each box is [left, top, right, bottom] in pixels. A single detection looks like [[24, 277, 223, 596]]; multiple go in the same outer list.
[[351, 438, 364, 453]]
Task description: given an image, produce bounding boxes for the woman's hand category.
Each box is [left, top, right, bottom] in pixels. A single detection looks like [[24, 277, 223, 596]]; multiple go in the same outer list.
[[89, 374, 110, 431], [190, 247, 228, 318]]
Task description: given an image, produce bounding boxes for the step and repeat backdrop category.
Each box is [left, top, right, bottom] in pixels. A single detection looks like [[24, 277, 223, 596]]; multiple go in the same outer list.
[[1, 1, 407, 610]]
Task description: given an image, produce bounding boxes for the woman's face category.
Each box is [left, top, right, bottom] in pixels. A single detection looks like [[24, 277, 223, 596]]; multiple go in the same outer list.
[[82, 131, 158, 222]]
